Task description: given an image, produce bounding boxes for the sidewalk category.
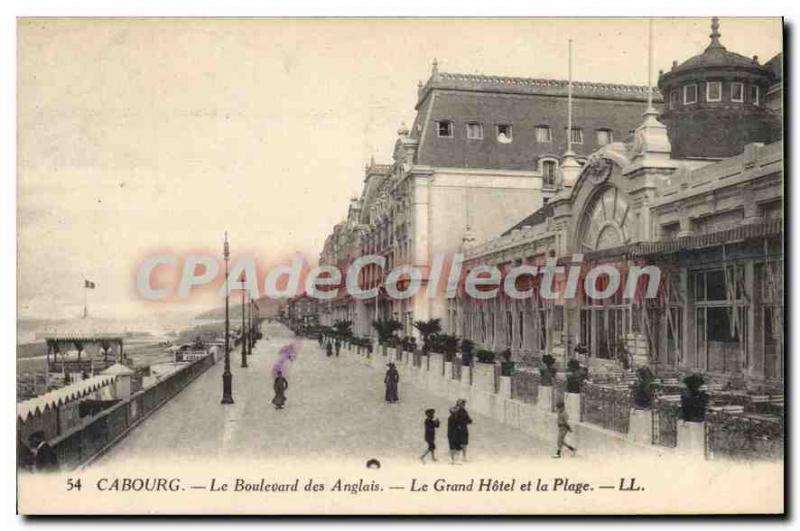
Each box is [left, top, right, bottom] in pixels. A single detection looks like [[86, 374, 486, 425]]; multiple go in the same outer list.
[[98, 323, 545, 466]]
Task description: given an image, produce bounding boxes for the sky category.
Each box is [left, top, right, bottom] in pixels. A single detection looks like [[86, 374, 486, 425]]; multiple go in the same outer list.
[[17, 17, 782, 320]]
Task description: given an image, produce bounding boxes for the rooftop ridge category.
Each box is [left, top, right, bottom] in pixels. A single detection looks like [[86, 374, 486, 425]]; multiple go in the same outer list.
[[436, 71, 658, 95]]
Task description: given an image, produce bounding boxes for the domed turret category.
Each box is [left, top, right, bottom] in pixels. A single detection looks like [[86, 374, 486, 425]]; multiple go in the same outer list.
[[657, 17, 779, 159]]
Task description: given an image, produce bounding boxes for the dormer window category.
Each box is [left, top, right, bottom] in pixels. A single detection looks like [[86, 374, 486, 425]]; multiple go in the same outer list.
[[751, 85, 760, 106], [596, 129, 613, 146], [567, 127, 583, 144], [542, 160, 558, 186], [669, 90, 680, 109], [731, 82, 744, 102], [684, 84, 698, 104], [706, 81, 722, 102], [466, 122, 483, 140], [535, 126, 552, 143], [437, 120, 453, 138], [497, 124, 513, 143]]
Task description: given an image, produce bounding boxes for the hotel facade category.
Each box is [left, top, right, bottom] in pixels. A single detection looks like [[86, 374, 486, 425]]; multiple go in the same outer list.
[[318, 20, 783, 386]]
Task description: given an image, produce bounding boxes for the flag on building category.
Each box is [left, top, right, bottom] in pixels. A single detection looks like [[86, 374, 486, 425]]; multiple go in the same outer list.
[[85, 280, 96, 289]]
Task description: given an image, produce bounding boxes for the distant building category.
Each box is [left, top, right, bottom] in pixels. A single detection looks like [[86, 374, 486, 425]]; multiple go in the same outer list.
[[288, 294, 319, 326], [319, 61, 662, 338]]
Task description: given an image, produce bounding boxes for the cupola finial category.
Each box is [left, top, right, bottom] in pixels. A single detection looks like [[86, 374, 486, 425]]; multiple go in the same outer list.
[[708, 17, 724, 49]]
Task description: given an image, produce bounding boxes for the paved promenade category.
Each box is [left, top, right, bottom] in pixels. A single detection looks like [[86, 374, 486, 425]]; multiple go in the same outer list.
[[98, 322, 545, 466]]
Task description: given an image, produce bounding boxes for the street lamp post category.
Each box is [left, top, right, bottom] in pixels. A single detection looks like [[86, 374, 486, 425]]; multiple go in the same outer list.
[[241, 275, 249, 368], [221, 232, 234, 404]]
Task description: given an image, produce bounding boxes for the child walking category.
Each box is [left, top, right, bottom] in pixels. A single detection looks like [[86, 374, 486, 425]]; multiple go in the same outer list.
[[553, 401, 577, 458], [420, 409, 440, 463]]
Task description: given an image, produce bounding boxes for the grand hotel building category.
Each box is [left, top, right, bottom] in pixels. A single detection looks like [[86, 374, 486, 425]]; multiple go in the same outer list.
[[319, 20, 783, 384]]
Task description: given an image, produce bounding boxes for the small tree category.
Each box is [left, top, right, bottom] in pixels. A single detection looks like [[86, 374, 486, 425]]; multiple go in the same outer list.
[[413, 318, 442, 354], [333, 320, 353, 341], [372, 318, 402, 345]]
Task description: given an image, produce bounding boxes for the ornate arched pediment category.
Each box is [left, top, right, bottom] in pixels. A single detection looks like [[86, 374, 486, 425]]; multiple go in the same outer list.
[[576, 185, 634, 252]]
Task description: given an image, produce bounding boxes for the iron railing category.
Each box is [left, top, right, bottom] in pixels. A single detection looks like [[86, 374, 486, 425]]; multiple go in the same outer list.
[[580, 382, 631, 434], [651, 398, 680, 448], [705, 410, 784, 461], [49, 354, 216, 470]]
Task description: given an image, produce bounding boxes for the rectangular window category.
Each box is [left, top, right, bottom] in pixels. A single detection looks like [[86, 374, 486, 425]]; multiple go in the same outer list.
[[568, 127, 583, 144], [751, 85, 760, 105], [670, 90, 680, 109], [542, 160, 557, 186], [497, 124, 513, 143], [437, 120, 453, 138], [535, 126, 552, 143], [684, 84, 698, 104], [731, 82, 744, 102], [466, 122, 483, 140], [706, 81, 722, 102], [596, 129, 613, 146]]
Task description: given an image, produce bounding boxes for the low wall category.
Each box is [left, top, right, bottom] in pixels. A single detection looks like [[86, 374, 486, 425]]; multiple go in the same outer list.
[[49, 354, 217, 470], [348, 347, 674, 458]]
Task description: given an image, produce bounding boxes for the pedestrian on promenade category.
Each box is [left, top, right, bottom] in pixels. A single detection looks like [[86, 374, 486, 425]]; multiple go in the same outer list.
[[28, 431, 58, 472], [384, 363, 400, 403], [446, 407, 462, 464], [326, 341, 333, 357], [335, 340, 341, 357], [453, 398, 473, 461], [553, 401, 577, 458], [272, 370, 289, 410], [420, 408, 440, 463]]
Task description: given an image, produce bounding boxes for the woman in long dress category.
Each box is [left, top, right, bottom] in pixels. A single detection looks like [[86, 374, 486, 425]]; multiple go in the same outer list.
[[447, 407, 462, 464], [454, 399, 473, 461], [384, 363, 399, 403], [272, 371, 288, 409]]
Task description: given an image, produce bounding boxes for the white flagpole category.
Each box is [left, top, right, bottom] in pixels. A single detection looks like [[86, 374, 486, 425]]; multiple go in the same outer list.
[[646, 18, 656, 114], [567, 38, 574, 153]]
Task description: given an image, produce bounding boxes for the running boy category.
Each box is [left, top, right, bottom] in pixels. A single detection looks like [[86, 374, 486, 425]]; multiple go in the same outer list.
[[553, 401, 577, 458]]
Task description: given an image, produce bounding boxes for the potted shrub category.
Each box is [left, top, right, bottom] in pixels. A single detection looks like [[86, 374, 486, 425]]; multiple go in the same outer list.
[[412, 318, 442, 355], [475, 349, 495, 364], [681, 374, 709, 422], [565, 358, 587, 393], [499, 348, 515, 376], [460, 338, 475, 367], [441, 334, 459, 363], [540, 354, 557, 386], [632, 366, 656, 409]]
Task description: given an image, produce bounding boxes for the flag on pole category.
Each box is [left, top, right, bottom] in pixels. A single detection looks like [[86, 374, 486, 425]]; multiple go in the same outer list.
[[85, 280, 96, 289]]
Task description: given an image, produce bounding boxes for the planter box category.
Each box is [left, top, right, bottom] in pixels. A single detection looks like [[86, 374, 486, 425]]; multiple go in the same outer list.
[[628, 408, 653, 445], [498, 376, 512, 398], [677, 420, 706, 459], [565, 392, 581, 425], [538, 385, 553, 412], [472, 363, 495, 393]]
